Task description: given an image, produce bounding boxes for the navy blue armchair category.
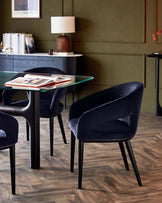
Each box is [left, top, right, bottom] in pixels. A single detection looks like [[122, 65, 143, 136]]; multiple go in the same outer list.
[[0, 111, 18, 194], [2, 67, 67, 156], [69, 81, 144, 189]]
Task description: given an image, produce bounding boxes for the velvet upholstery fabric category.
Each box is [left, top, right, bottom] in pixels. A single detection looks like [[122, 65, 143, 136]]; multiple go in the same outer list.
[[69, 81, 144, 141], [0, 111, 18, 148], [0, 130, 7, 139], [0, 111, 18, 194], [69, 81, 144, 189]]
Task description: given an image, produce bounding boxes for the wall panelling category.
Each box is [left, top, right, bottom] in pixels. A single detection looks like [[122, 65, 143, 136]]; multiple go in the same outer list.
[[0, 0, 162, 112]]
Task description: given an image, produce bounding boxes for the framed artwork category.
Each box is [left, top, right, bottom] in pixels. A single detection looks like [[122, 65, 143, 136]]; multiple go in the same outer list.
[[11, 0, 40, 18]]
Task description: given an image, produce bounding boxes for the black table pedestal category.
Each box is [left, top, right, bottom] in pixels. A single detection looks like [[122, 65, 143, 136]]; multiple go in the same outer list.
[[0, 91, 40, 169]]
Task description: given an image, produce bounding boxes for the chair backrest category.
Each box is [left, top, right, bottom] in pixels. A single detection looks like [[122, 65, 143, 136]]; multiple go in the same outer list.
[[2, 67, 66, 111], [108, 82, 144, 136], [24, 67, 65, 96], [25, 67, 64, 75], [75, 81, 144, 139], [24, 67, 66, 110], [0, 111, 18, 148]]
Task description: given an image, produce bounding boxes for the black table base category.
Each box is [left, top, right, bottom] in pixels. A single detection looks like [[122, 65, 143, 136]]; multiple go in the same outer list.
[[0, 91, 40, 169]]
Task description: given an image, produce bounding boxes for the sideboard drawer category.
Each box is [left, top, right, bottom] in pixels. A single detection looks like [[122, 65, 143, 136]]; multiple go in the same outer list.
[[38, 57, 64, 71], [0, 55, 14, 71], [14, 56, 39, 71]]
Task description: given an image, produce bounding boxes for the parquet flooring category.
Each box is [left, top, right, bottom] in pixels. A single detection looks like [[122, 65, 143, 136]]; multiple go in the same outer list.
[[0, 111, 162, 202]]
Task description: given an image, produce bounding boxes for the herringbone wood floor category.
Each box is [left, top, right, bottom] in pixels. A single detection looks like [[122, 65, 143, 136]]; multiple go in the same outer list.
[[0, 110, 162, 202]]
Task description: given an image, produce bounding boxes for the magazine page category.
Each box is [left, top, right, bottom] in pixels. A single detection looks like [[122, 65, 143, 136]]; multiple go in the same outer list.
[[24, 74, 72, 83], [5, 74, 72, 88], [5, 76, 54, 88]]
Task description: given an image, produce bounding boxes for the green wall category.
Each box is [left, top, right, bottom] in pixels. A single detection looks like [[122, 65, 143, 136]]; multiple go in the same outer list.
[[1, 0, 162, 112]]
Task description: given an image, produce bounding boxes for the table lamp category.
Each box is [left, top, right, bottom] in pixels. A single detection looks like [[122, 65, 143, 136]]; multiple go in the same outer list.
[[51, 16, 75, 53]]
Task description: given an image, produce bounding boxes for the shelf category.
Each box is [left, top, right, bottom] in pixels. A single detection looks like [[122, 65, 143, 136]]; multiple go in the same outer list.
[[0, 52, 83, 57]]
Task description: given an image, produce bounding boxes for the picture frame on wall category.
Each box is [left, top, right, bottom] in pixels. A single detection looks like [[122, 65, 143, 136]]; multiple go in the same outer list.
[[11, 0, 40, 18]]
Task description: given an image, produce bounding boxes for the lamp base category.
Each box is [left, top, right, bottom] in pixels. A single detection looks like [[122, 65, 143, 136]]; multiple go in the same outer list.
[[57, 34, 70, 52]]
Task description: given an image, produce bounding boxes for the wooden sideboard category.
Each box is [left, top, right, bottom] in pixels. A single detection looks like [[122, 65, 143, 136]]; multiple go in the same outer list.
[[0, 53, 82, 73], [0, 53, 83, 104]]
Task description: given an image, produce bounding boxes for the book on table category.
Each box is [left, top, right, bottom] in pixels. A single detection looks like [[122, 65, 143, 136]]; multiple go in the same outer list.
[[5, 74, 72, 88]]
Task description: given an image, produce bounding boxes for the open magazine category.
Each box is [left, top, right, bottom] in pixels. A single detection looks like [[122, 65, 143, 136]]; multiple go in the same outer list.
[[5, 74, 72, 88]]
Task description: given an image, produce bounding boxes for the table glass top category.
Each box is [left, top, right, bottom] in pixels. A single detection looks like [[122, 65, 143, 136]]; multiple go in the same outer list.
[[0, 71, 94, 92]]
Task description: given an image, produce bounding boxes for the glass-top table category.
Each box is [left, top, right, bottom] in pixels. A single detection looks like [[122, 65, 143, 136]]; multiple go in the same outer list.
[[0, 71, 93, 91], [0, 71, 94, 169]]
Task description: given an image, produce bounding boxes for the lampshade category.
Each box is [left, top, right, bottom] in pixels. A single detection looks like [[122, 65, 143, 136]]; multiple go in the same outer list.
[[51, 16, 75, 34]]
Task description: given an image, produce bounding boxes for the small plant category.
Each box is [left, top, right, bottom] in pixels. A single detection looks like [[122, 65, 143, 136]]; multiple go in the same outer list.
[[0, 41, 13, 55], [152, 30, 162, 42]]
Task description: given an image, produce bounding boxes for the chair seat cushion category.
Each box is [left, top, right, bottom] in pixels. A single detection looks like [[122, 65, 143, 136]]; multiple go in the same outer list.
[[69, 118, 132, 141], [0, 130, 7, 139], [0, 112, 18, 148], [9, 100, 28, 107]]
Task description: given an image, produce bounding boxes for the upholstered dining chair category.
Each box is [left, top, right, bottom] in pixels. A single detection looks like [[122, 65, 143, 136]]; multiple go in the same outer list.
[[0, 111, 18, 194], [68, 81, 144, 189], [2, 67, 67, 156]]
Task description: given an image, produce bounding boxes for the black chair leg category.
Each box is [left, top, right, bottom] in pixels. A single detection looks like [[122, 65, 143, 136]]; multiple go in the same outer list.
[[26, 121, 29, 141], [70, 132, 75, 172], [119, 141, 129, 171], [9, 145, 15, 195], [49, 117, 54, 156], [64, 94, 66, 109], [72, 91, 74, 103], [125, 140, 142, 186], [78, 140, 84, 189], [57, 114, 67, 144]]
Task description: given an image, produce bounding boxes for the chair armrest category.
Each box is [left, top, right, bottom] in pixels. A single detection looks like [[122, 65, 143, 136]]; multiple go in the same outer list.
[[69, 88, 116, 120], [2, 89, 18, 106], [76, 90, 142, 137], [79, 96, 132, 125], [2, 89, 29, 106], [2, 72, 28, 106]]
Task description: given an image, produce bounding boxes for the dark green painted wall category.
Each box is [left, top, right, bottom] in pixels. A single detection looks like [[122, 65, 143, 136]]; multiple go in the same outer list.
[[1, 0, 162, 112], [1, 0, 63, 51]]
